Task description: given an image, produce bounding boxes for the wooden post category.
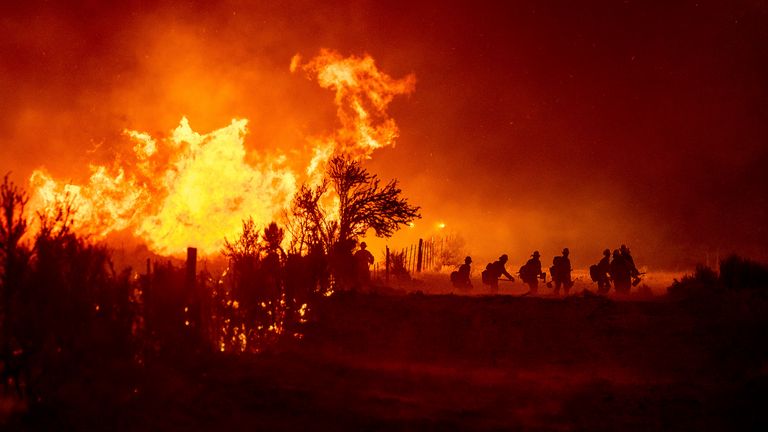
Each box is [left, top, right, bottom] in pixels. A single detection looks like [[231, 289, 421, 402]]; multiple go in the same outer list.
[[185, 247, 197, 337], [143, 257, 152, 336], [427, 240, 433, 268], [417, 238, 424, 273], [429, 240, 433, 269], [186, 247, 197, 294], [385, 246, 390, 285]]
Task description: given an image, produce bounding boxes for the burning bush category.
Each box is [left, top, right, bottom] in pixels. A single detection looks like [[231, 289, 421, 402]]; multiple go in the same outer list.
[[1, 174, 138, 409]]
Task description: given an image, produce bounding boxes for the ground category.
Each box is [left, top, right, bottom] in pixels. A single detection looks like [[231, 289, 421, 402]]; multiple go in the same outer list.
[[3, 278, 768, 431]]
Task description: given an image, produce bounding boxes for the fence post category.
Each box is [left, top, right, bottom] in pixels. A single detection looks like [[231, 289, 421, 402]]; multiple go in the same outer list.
[[430, 240, 433, 269], [385, 246, 390, 285], [186, 247, 197, 294], [417, 238, 424, 272], [185, 247, 198, 338]]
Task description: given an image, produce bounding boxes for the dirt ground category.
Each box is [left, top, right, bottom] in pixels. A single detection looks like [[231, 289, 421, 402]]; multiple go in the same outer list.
[[4, 282, 768, 431]]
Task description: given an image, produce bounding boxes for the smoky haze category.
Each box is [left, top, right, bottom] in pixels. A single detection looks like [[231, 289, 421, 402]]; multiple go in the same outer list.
[[1, 0, 767, 270]]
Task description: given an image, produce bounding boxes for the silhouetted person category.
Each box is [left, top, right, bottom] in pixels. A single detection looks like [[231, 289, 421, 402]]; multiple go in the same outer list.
[[551, 248, 573, 296], [353, 241, 375, 290], [331, 238, 357, 291], [595, 248, 612, 294], [620, 244, 639, 276], [620, 244, 642, 286], [610, 249, 632, 293], [520, 251, 543, 295], [451, 256, 473, 289], [482, 254, 514, 292]]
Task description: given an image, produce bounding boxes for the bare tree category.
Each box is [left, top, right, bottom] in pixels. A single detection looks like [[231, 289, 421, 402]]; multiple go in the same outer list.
[[328, 155, 420, 244], [285, 156, 420, 254], [0, 173, 29, 269], [1, 174, 30, 364], [1, 174, 31, 351], [262, 222, 286, 258], [35, 192, 77, 243], [434, 233, 467, 270], [284, 181, 335, 255], [222, 217, 260, 264]]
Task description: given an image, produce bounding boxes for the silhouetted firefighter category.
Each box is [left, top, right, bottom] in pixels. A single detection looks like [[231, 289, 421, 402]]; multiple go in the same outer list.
[[610, 249, 632, 293], [331, 239, 357, 291], [450, 256, 473, 289], [620, 244, 643, 286], [589, 249, 612, 294], [353, 241, 374, 290], [519, 251, 544, 295], [482, 254, 514, 292], [550, 248, 573, 296]]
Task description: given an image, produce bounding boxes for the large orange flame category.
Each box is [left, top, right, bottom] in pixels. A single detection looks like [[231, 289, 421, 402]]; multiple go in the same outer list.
[[27, 50, 416, 256]]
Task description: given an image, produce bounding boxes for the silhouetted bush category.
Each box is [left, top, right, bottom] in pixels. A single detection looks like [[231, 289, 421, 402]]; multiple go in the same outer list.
[[389, 251, 411, 282], [668, 255, 768, 299], [1, 176, 139, 410], [668, 264, 720, 299], [217, 219, 321, 352], [719, 254, 768, 291], [24, 215, 139, 406]]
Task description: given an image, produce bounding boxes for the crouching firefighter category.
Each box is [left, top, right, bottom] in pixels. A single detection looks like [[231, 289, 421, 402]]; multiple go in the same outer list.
[[450, 256, 473, 289], [481, 254, 515, 292]]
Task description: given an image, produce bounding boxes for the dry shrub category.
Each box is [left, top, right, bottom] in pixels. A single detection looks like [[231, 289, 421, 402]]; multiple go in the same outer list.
[[668, 255, 768, 299]]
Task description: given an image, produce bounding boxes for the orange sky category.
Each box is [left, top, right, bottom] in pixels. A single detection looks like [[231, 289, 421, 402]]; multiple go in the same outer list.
[[1, 0, 767, 269]]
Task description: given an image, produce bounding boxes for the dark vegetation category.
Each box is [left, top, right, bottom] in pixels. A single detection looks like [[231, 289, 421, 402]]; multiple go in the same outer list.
[[668, 255, 768, 299], [1, 164, 768, 430], [0, 156, 420, 425]]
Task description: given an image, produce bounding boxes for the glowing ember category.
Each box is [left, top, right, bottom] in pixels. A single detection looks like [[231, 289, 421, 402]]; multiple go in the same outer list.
[[26, 50, 415, 256]]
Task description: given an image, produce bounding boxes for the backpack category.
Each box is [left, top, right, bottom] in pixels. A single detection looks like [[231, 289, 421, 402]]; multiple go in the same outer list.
[[481, 263, 494, 285], [519, 263, 535, 282], [450, 270, 459, 284], [589, 264, 600, 282]]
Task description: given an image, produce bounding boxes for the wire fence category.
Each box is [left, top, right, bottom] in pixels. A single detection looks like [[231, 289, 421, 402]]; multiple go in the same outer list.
[[371, 237, 454, 282]]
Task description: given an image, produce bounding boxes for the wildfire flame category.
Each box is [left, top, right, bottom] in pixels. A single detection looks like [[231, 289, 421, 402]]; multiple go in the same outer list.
[[27, 50, 415, 256]]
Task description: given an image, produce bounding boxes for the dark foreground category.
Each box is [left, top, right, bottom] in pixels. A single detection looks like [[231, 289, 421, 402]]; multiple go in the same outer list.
[[6, 292, 768, 431]]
